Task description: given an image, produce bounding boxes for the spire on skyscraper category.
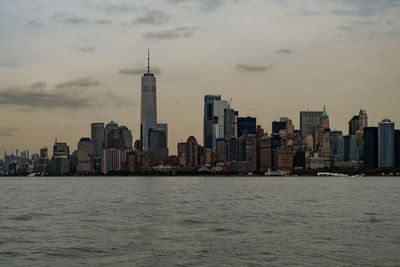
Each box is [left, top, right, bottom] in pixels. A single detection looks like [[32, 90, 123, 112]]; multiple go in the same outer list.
[[147, 48, 150, 74], [322, 105, 328, 117]]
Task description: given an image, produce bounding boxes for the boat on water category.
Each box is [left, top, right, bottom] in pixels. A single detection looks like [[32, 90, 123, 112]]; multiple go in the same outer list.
[[317, 172, 348, 177]]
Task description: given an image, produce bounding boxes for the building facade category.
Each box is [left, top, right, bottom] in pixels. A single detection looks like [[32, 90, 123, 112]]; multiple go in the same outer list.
[[378, 119, 395, 167]]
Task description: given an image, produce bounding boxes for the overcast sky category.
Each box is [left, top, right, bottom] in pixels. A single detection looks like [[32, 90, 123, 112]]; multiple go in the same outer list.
[[1, 0, 400, 156]]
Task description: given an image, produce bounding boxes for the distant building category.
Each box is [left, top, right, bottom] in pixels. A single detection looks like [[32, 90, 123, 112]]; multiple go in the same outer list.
[[77, 137, 93, 174], [101, 148, 122, 174], [104, 121, 133, 150], [186, 136, 199, 168], [272, 120, 286, 135], [274, 150, 293, 170], [91, 122, 104, 173], [305, 156, 324, 169], [203, 95, 222, 149], [395, 130, 400, 167], [300, 110, 322, 138], [141, 51, 157, 151], [51, 141, 70, 176], [259, 135, 281, 171], [156, 123, 168, 147], [349, 109, 368, 135], [378, 119, 395, 167], [363, 127, 378, 168], [237, 117, 256, 137], [149, 128, 168, 165]]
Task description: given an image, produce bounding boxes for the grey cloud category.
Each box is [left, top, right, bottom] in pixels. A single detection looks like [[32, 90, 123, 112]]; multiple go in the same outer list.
[[119, 67, 161, 75], [56, 77, 99, 89], [105, 92, 134, 106], [144, 27, 196, 40], [0, 60, 21, 68], [93, 19, 113, 25], [276, 49, 291, 54], [27, 20, 43, 27], [63, 17, 88, 25], [0, 127, 21, 137], [168, 0, 227, 11], [0, 86, 92, 109], [30, 81, 47, 89], [333, 0, 400, 17], [99, 4, 137, 13], [235, 64, 271, 72], [133, 10, 170, 25], [73, 46, 96, 53]]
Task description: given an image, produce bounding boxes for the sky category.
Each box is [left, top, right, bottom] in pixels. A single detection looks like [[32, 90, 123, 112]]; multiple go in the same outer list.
[[0, 0, 400, 156]]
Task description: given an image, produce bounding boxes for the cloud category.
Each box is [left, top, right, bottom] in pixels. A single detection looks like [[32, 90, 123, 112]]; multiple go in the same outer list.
[[168, 0, 227, 11], [105, 92, 134, 106], [0, 60, 21, 68], [333, 0, 400, 17], [0, 86, 92, 109], [73, 46, 96, 53], [93, 19, 113, 25], [119, 67, 161, 75], [63, 17, 88, 25], [133, 10, 170, 25], [99, 4, 137, 13], [0, 127, 20, 137], [27, 20, 43, 27], [276, 49, 291, 54], [30, 81, 47, 89], [56, 77, 99, 89], [143, 27, 196, 40], [235, 64, 271, 72]]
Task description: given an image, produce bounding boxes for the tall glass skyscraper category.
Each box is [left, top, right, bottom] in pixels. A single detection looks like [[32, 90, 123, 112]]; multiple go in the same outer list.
[[203, 95, 221, 149], [378, 119, 395, 167], [300, 110, 323, 138], [141, 50, 157, 151]]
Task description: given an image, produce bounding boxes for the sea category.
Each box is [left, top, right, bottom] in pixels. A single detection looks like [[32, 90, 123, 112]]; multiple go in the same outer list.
[[0, 176, 399, 266]]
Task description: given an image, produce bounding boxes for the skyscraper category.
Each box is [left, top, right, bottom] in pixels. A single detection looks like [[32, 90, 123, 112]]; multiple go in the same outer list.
[[237, 117, 256, 137], [300, 110, 322, 138], [349, 109, 368, 135], [203, 95, 221, 149], [395, 130, 400, 167], [141, 50, 157, 151], [363, 127, 378, 168], [91, 123, 104, 158], [378, 119, 395, 167]]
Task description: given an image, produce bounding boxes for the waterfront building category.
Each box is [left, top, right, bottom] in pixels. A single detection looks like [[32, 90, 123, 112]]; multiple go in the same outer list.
[[203, 95, 221, 149], [186, 136, 199, 168], [141, 50, 157, 151], [91, 122, 104, 158], [349, 115, 359, 135], [101, 148, 122, 174], [344, 135, 361, 162], [237, 117, 256, 137], [274, 150, 293, 170], [305, 156, 325, 169], [104, 121, 133, 150], [363, 127, 378, 168], [51, 141, 70, 176], [378, 119, 395, 167], [395, 130, 400, 167], [259, 135, 281, 171], [77, 137, 93, 174], [300, 110, 322, 138], [349, 109, 368, 135], [156, 123, 168, 147], [149, 128, 168, 165]]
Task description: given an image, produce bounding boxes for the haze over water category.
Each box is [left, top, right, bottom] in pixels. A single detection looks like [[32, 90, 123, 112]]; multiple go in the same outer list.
[[1, 176, 400, 266]]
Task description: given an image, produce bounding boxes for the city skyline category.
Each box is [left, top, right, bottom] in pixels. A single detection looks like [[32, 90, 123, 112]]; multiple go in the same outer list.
[[1, 0, 400, 155]]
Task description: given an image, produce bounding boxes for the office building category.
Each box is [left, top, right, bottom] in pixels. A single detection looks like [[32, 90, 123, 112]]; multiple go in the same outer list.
[[203, 95, 221, 149], [363, 127, 378, 168], [101, 148, 122, 174], [141, 50, 157, 151], [378, 119, 395, 167], [238, 117, 256, 137], [300, 110, 322, 137], [395, 130, 400, 167], [149, 128, 168, 165], [51, 141, 70, 176], [104, 121, 133, 150], [186, 136, 199, 168]]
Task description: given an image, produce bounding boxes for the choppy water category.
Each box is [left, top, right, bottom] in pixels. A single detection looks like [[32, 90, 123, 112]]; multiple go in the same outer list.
[[0, 176, 400, 266]]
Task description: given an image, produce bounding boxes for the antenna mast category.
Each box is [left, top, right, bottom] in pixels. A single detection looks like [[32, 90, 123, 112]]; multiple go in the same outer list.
[[147, 48, 150, 74]]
